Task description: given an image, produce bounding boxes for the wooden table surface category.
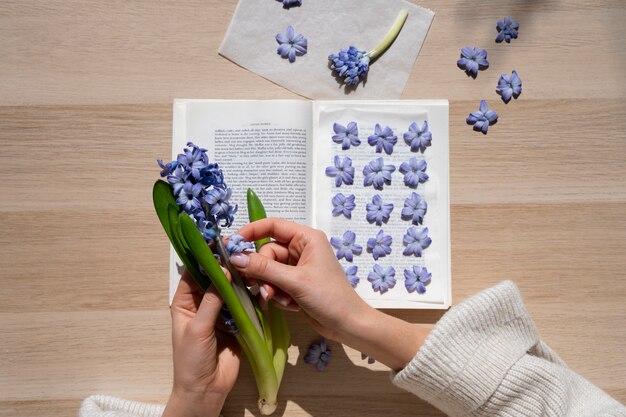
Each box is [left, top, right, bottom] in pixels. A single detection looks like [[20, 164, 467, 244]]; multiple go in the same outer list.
[[1, 0, 625, 416]]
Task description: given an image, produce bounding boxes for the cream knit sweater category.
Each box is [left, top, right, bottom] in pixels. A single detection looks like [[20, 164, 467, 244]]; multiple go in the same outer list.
[[80, 281, 625, 417]]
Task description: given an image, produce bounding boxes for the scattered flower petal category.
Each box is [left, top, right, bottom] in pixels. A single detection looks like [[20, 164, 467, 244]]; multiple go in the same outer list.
[[368, 124, 397, 155], [496, 70, 522, 103], [404, 264, 432, 294], [226, 234, 255, 255], [330, 230, 363, 262], [331, 193, 356, 219], [366, 194, 394, 226], [366, 229, 393, 260], [345, 265, 359, 288], [403, 121, 432, 153], [361, 352, 376, 364], [401, 192, 428, 225], [466, 100, 499, 134], [457, 46, 489, 78], [399, 157, 429, 188], [363, 157, 396, 190], [304, 339, 332, 372], [325, 155, 355, 187], [367, 264, 396, 294], [332, 122, 360, 150], [276, 25, 307, 63], [402, 227, 432, 257], [496, 17, 519, 43]]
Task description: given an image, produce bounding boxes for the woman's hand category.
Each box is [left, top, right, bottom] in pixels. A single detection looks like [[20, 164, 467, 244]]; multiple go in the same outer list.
[[163, 270, 240, 417], [230, 218, 429, 371]]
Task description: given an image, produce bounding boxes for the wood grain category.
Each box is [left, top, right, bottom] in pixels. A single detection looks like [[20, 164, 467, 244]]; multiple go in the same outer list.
[[1, 0, 625, 415]]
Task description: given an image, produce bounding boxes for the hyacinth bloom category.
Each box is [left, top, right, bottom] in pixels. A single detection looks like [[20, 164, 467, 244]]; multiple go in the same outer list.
[[331, 193, 356, 218], [404, 265, 432, 294], [496, 17, 519, 43], [276, 26, 307, 63], [330, 230, 363, 262], [467, 100, 499, 134], [403, 226, 432, 257], [457, 47, 489, 78], [304, 339, 332, 372], [226, 234, 255, 255], [368, 124, 397, 155], [277, 0, 301, 7], [401, 192, 428, 225], [399, 157, 429, 188], [332, 122, 360, 150], [496, 70, 522, 103], [177, 181, 204, 213], [329, 9, 408, 86], [325, 155, 355, 187], [366, 194, 394, 226], [204, 187, 238, 228], [345, 265, 359, 288], [363, 157, 396, 190], [367, 229, 393, 260], [403, 121, 432, 153], [368, 264, 396, 294]]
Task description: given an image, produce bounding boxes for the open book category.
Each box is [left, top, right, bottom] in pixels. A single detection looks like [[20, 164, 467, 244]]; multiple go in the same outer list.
[[171, 99, 450, 309]]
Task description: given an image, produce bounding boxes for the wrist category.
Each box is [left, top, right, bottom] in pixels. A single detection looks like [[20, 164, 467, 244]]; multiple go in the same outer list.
[[163, 388, 226, 417]]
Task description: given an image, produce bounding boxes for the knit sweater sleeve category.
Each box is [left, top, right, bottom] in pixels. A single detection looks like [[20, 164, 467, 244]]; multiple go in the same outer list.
[[390, 281, 626, 416], [79, 395, 165, 417]]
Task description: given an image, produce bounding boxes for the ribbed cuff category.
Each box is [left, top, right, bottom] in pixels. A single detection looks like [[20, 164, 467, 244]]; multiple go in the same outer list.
[[79, 395, 165, 417], [391, 281, 540, 416]]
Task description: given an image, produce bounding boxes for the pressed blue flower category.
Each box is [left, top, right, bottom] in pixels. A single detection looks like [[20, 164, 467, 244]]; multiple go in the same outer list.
[[367, 264, 396, 294], [226, 234, 254, 255], [401, 192, 428, 225], [304, 339, 331, 372], [466, 100, 498, 134], [496, 70, 522, 103], [176, 181, 203, 214], [403, 121, 432, 153], [367, 229, 393, 261], [496, 17, 519, 43], [157, 159, 179, 177], [330, 230, 363, 262], [457, 47, 489, 78], [361, 352, 375, 364], [204, 187, 238, 228], [276, 25, 307, 63], [365, 194, 393, 226], [399, 157, 429, 188], [368, 124, 397, 155], [325, 155, 355, 187], [363, 157, 396, 190], [404, 265, 432, 294], [345, 265, 359, 288], [329, 10, 408, 87], [332, 122, 360, 150], [277, 0, 302, 7], [331, 193, 356, 219], [402, 227, 432, 257], [329, 46, 371, 86]]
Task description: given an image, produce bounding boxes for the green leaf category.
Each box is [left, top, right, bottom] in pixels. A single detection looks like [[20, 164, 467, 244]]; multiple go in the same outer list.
[[153, 180, 178, 243], [247, 188, 271, 249]]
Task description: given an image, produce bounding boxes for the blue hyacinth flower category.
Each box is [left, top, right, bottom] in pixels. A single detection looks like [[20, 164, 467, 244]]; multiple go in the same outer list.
[[363, 157, 396, 190], [399, 157, 429, 188], [276, 26, 307, 63], [496, 17, 519, 43], [325, 155, 355, 187], [496, 70, 522, 103], [226, 234, 255, 255], [404, 265, 432, 294], [344, 265, 359, 288], [402, 227, 432, 257], [304, 339, 331, 372], [367, 264, 396, 294], [457, 46, 489, 78], [330, 230, 363, 262], [401, 192, 428, 225], [332, 122, 360, 150], [367, 229, 393, 261], [466, 100, 499, 134], [365, 194, 394, 226], [331, 193, 356, 219], [277, 0, 302, 7], [368, 124, 397, 155]]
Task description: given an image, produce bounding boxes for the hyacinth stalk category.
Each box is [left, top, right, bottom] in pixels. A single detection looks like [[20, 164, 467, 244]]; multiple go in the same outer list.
[[367, 9, 409, 61], [153, 147, 290, 414]]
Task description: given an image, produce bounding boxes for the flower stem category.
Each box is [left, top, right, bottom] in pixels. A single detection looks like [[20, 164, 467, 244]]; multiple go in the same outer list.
[[367, 9, 409, 61]]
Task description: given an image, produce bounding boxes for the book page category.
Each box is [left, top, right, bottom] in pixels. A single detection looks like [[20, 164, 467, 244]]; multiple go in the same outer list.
[[169, 99, 313, 302], [312, 101, 450, 309]]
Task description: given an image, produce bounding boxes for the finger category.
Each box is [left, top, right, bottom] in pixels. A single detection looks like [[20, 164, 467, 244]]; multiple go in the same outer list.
[[172, 269, 203, 315], [229, 251, 299, 294], [258, 241, 290, 264], [192, 267, 231, 330], [237, 218, 312, 245]]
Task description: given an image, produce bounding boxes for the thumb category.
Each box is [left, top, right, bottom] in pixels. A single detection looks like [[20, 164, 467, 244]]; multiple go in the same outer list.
[[229, 252, 297, 293]]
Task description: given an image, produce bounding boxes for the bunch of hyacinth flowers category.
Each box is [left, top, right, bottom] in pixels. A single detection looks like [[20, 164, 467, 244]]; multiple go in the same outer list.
[[153, 142, 289, 415]]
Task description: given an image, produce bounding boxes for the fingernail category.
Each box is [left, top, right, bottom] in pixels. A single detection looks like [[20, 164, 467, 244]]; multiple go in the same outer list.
[[229, 253, 249, 268], [273, 293, 291, 307], [259, 285, 269, 301]]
